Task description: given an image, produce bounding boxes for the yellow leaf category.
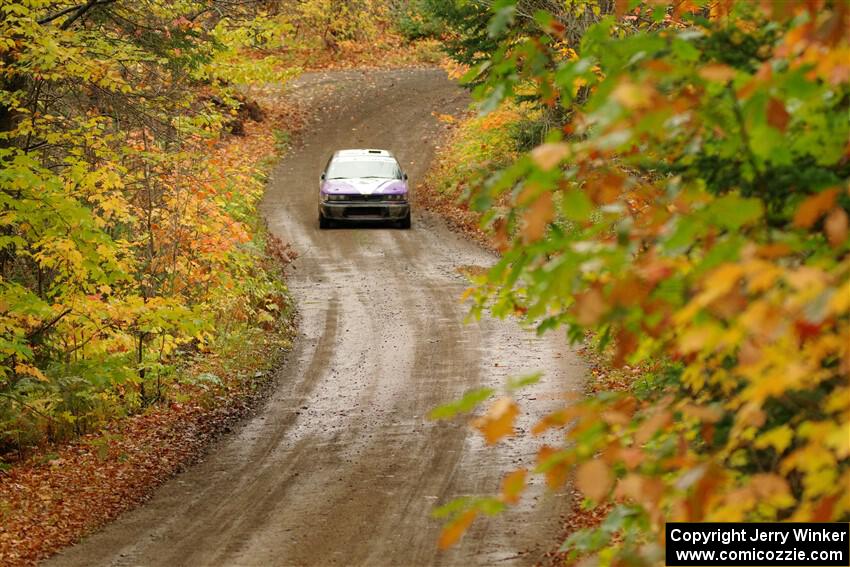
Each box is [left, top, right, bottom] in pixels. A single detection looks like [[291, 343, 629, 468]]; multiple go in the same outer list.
[[472, 397, 519, 444], [15, 363, 48, 382], [681, 403, 724, 423], [755, 425, 794, 454], [785, 266, 827, 292], [576, 459, 613, 501], [612, 79, 655, 109], [677, 324, 721, 354], [705, 263, 744, 296]]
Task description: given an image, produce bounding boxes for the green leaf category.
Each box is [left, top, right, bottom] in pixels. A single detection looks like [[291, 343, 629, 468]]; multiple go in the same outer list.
[[429, 387, 495, 420], [561, 189, 594, 222], [487, 2, 516, 38], [432, 496, 474, 519], [671, 37, 700, 62], [705, 194, 764, 229], [506, 372, 542, 391]]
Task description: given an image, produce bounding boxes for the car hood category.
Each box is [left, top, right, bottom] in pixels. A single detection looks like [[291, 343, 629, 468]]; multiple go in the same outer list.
[[322, 178, 407, 195]]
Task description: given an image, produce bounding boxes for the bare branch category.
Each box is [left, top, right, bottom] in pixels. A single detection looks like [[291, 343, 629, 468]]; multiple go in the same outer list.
[[38, 0, 120, 30]]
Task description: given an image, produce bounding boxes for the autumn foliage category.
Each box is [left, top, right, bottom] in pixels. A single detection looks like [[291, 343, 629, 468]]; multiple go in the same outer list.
[[0, 1, 302, 453], [432, 0, 850, 562]]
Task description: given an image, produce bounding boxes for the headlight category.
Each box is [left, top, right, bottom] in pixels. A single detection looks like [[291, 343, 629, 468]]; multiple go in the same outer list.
[[323, 194, 349, 202], [384, 194, 407, 202]]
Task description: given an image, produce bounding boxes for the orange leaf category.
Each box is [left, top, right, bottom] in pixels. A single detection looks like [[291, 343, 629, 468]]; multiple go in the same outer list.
[[793, 188, 838, 228], [613, 328, 638, 367], [766, 97, 790, 131], [538, 445, 572, 489], [575, 459, 613, 501], [618, 447, 644, 470], [681, 404, 724, 423], [500, 469, 527, 505], [699, 64, 737, 82], [689, 465, 724, 521], [472, 397, 518, 444], [825, 208, 848, 247], [572, 287, 607, 326], [750, 473, 791, 500], [635, 410, 672, 444], [615, 473, 645, 502], [586, 172, 623, 205], [811, 495, 838, 522], [530, 142, 569, 171], [710, 0, 734, 19], [493, 217, 510, 252], [757, 243, 793, 258], [672, 0, 700, 20], [531, 406, 580, 435], [521, 192, 554, 243], [438, 509, 477, 549]]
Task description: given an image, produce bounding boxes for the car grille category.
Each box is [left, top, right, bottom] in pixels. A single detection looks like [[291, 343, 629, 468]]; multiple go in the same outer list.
[[338, 194, 390, 202], [344, 207, 383, 217]]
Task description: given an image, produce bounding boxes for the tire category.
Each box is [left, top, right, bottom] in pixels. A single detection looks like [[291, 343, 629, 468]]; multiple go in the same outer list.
[[319, 214, 331, 229], [398, 213, 411, 230]]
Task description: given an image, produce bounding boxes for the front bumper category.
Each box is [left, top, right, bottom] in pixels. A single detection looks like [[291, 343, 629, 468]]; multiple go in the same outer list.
[[320, 202, 410, 221]]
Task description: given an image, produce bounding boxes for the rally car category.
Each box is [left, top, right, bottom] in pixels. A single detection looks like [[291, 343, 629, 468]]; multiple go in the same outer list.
[[318, 149, 411, 229]]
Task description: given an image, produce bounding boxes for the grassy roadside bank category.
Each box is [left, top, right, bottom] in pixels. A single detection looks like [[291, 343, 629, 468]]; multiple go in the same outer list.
[[415, 104, 519, 251]]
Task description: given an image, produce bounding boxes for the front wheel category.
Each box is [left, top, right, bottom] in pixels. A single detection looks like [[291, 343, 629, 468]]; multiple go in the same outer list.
[[398, 213, 411, 230], [319, 214, 331, 229]]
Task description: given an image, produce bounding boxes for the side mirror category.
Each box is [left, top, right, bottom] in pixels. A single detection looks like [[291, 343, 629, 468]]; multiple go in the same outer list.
[[403, 173, 408, 181], [320, 173, 326, 180]]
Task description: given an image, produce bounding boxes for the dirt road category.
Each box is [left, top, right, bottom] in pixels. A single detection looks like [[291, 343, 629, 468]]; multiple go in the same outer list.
[[46, 69, 584, 567]]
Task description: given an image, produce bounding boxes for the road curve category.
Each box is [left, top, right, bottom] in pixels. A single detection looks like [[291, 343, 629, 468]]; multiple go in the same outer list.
[[46, 68, 585, 567]]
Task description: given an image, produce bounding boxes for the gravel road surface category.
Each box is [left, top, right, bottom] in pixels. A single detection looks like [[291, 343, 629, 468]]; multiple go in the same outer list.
[[46, 68, 584, 567]]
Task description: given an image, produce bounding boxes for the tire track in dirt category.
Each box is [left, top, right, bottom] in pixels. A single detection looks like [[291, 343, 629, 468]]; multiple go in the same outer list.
[[46, 68, 585, 567]]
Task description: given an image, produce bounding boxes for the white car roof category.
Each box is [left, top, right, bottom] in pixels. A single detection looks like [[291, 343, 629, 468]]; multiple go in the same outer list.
[[332, 149, 395, 161]]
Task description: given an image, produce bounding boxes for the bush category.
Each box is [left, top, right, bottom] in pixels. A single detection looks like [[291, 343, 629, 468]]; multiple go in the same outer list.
[[434, 1, 850, 562]]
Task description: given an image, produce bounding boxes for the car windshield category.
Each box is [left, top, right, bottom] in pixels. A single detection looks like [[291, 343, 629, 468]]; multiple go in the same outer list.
[[327, 159, 401, 180]]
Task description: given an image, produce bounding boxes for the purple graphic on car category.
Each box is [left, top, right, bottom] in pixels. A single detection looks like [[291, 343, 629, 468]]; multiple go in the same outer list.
[[321, 178, 407, 196]]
